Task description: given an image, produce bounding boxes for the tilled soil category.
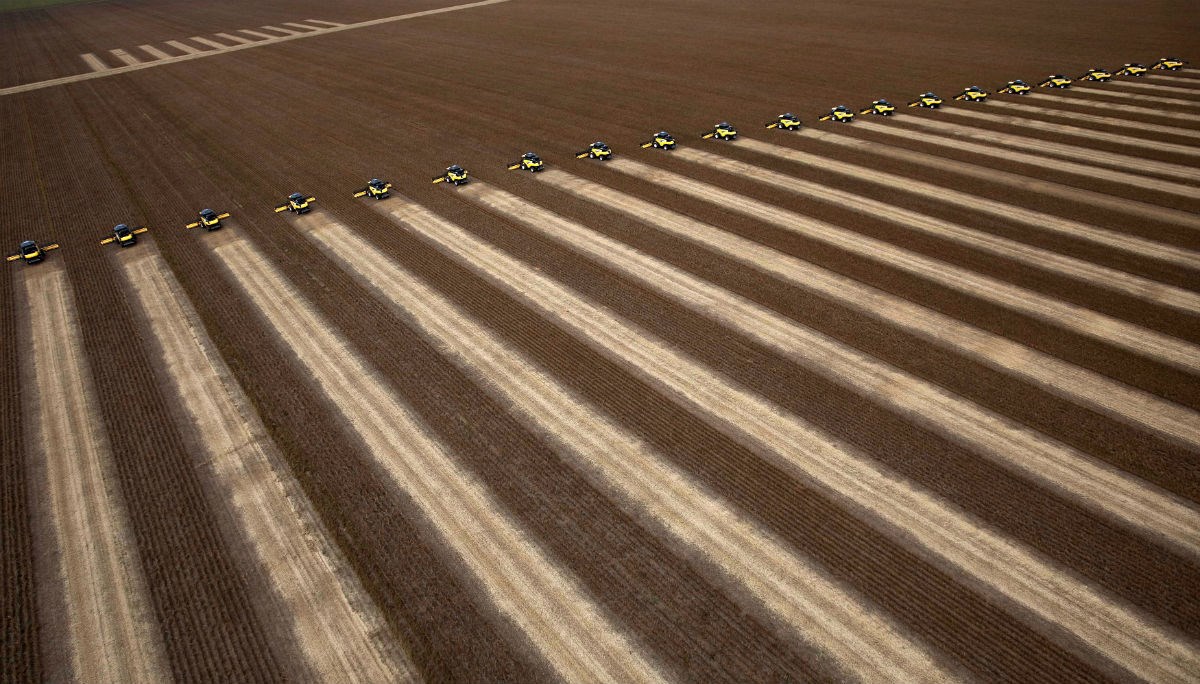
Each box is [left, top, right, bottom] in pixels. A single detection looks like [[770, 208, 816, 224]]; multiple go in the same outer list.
[[1, 0, 1197, 681]]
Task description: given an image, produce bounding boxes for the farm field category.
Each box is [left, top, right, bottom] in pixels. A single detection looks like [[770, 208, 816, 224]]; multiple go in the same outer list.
[[1, 0, 1198, 681]]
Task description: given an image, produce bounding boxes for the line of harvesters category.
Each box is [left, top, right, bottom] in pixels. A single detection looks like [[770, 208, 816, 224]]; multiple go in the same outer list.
[[6, 57, 1188, 266]]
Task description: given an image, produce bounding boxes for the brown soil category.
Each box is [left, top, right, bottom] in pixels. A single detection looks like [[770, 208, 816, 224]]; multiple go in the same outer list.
[[1, 0, 1196, 681]]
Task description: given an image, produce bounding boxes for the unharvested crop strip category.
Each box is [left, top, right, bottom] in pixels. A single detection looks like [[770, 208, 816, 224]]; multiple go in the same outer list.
[[940, 106, 1200, 156], [897, 117, 1200, 182], [303, 214, 952, 682], [238, 29, 279, 40], [676, 146, 1200, 308], [1028, 92, 1200, 122], [802, 128, 1200, 229], [213, 236, 665, 684], [120, 250, 414, 683], [468, 179, 1200, 557], [21, 267, 168, 683], [606, 158, 1200, 374], [259, 25, 301, 35], [281, 22, 320, 31], [855, 120, 1200, 198], [79, 52, 107, 72], [388, 199, 1200, 683], [3, 0, 516, 96], [987, 99, 1200, 140], [543, 165, 1200, 453]]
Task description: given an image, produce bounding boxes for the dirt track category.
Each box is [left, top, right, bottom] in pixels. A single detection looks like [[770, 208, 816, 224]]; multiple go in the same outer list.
[[1, 0, 1198, 680]]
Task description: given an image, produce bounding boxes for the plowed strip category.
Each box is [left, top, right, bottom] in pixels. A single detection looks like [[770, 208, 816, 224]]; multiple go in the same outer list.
[[109, 49, 140, 66], [606, 158, 1200, 374], [468, 179, 1200, 557], [214, 236, 666, 684], [855, 120, 1200, 198], [164, 40, 202, 54], [676, 146, 1200, 307], [897, 117, 1200, 182], [137, 44, 171, 60], [941, 106, 1200, 156], [1145, 74, 1200, 85], [802, 128, 1200, 229], [1085, 81, 1200, 96], [388, 199, 1200, 683], [729, 137, 1200, 265], [987, 99, 1200, 140], [302, 214, 952, 682], [79, 53, 107, 71], [189, 37, 229, 50], [1028, 92, 1200, 122], [1066, 87, 1200, 107], [238, 29, 278, 40], [21, 266, 168, 683], [120, 249, 415, 683], [214, 32, 253, 45], [543, 166, 1200, 452]]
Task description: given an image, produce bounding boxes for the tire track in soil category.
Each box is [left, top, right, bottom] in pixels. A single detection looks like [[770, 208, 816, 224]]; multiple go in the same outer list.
[[117, 245, 417, 683], [212, 234, 669, 684], [300, 211, 956, 683], [470, 176, 1200, 559], [17, 264, 170, 684], [744, 135, 1200, 270], [113, 58, 846, 684], [386, 198, 1200, 683], [674, 145, 1200, 311], [15, 83, 289, 682], [1144, 74, 1200, 86], [604, 158, 1200, 375], [986, 99, 1200, 140], [1029, 92, 1200, 122], [895, 116, 1200, 183], [800, 127, 1200, 230], [940, 106, 1200, 156], [855, 119, 1200, 198]]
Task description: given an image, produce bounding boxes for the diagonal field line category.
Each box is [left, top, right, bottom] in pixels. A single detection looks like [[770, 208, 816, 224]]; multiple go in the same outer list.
[[604, 157, 1200, 374], [676, 145, 1200, 304], [1068, 86, 1200, 108], [896, 116, 1200, 182], [120, 248, 416, 682], [1028, 92, 1200, 122], [303, 212, 955, 682], [20, 266, 169, 683], [854, 119, 1200, 199], [987, 99, 1200, 140], [4, 0, 515, 96], [798, 128, 1200, 229], [941, 106, 1200, 156], [388, 197, 1200, 684], [214, 234, 667, 684], [539, 165, 1200, 452], [468, 177, 1200, 558]]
